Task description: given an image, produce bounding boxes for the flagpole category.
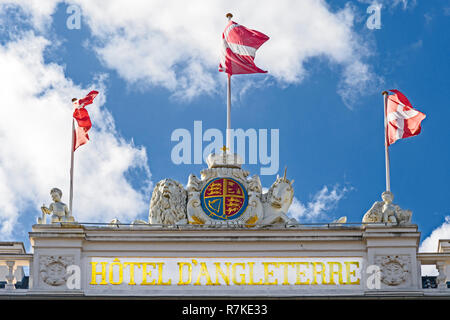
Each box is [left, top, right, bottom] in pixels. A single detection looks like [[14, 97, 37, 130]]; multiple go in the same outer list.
[[69, 102, 75, 216], [225, 13, 233, 153], [226, 74, 231, 152], [382, 91, 391, 192]]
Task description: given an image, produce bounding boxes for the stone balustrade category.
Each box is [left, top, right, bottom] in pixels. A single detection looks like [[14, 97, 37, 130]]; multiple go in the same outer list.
[[0, 242, 33, 291], [418, 252, 450, 290]]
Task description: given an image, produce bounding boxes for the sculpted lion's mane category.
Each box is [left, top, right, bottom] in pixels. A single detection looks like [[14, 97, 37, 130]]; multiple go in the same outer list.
[[149, 179, 187, 224]]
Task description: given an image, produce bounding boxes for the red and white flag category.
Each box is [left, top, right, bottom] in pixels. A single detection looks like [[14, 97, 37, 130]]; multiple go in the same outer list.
[[386, 89, 426, 146], [72, 90, 98, 151], [219, 20, 269, 75]]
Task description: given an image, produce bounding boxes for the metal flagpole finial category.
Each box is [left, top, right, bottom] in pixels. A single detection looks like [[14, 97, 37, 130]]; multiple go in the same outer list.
[[226, 13, 233, 20], [382, 91, 389, 96], [72, 98, 77, 102]]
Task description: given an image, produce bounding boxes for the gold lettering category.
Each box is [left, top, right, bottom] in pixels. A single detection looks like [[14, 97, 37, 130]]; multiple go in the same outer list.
[[248, 262, 262, 285], [141, 262, 157, 285], [263, 262, 278, 285], [157, 262, 171, 285], [232, 263, 246, 285], [311, 262, 327, 285], [214, 262, 230, 286], [278, 262, 293, 285], [294, 262, 310, 285], [344, 261, 360, 285], [328, 262, 344, 285], [89, 258, 361, 287], [194, 262, 213, 285], [177, 262, 192, 285], [109, 259, 123, 285], [90, 261, 108, 285], [123, 262, 142, 285]]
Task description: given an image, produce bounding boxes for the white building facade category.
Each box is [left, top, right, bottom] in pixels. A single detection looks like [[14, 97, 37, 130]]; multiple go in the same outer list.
[[0, 222, 449, 298], [1, 155, 449, 298]]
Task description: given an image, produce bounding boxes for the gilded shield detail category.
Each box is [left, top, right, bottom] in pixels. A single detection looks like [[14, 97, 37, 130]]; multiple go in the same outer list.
[[200, 177, 248, 220]]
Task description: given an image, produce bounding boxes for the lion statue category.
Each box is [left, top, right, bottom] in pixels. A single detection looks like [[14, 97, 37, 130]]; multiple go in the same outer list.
[[149, 179, 187, 225]]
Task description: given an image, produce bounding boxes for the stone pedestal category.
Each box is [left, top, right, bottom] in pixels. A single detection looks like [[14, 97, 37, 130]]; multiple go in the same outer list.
[[363, 224, 422, 294], [29, 225, 84, 295]]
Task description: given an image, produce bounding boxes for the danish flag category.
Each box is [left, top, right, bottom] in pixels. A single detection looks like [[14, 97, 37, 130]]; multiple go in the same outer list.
[[72, 90, 98, 151], [219, 20, 269, 75], [386, 89, 426, 146]]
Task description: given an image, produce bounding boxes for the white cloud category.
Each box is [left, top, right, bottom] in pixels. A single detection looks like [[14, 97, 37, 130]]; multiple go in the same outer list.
[[3, 0, 380, 106], [0, 0, 58, 31], [358, 0, 417, 10], [420, 217, 450, 253], [288, 185, 350, 222], [338, 60, 383, 109], [418, 216, 450, 276], [0, 32, 151, 238]]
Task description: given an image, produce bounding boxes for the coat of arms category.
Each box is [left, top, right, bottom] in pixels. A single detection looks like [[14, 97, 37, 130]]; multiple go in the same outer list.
[[200, 177, 248, 221], [148, 153, 296, 226]]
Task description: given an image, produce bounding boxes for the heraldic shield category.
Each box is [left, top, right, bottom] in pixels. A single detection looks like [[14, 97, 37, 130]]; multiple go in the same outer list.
[[200, 177, 249, 221]]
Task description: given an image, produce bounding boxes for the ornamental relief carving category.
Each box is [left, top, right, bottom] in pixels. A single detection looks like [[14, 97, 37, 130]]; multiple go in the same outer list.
[[39, 255, 74, 287], [375, 255, 410, 286]]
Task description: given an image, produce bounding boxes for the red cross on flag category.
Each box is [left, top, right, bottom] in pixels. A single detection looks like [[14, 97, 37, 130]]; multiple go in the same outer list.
[[386, 89, 426, 146], [219, 20, 269, 75]]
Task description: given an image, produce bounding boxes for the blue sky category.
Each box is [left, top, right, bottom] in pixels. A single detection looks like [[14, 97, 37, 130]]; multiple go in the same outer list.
[[0, 0, 449, 256]]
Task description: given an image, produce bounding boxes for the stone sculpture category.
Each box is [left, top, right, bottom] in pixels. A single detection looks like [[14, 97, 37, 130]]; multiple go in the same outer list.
[[362, 191, 412, 224], [148, 153, 296, 226], [260, 170, 296, 225], [186, 174, 206, 225], [332, 216, 347, 224], [39, 188, 75, 224], [149, 179, 188, 225]]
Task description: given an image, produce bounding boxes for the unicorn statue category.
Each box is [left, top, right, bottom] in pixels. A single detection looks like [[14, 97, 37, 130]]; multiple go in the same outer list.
[[261, 168, 296, 225]]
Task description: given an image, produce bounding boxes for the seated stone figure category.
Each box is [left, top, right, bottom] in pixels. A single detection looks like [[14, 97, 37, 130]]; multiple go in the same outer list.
[[40, 188, 74, 224], [362, 191, 412, 225]]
